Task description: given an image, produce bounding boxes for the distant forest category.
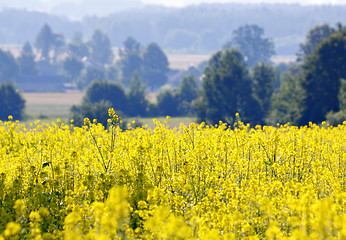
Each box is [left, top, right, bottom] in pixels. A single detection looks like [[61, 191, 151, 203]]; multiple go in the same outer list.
[[0, 4, 346, 55]]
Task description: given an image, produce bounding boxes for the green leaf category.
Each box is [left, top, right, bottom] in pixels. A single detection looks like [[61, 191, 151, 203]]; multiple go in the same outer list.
[[42, 162, 51, 168], [263, 160, 271, 166]]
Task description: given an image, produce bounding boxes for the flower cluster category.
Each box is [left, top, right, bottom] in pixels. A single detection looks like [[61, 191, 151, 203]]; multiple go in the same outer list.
[[0, 114, 345, 239]]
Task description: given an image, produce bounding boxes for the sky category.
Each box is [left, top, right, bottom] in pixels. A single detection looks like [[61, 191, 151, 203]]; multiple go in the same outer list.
[[1, 0, 345, 8], [142, 0, 346, 7], [0, 0, 345, 17]]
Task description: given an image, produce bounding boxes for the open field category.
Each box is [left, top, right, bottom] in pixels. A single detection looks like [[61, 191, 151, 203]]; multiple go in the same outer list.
[[0, 118, 345, 239], [166, 53, 210, 69], [22, 90, 84, 105], [166, 53, 296, 69], [22, 90, 84, 122], [24, 104, 73, 122]]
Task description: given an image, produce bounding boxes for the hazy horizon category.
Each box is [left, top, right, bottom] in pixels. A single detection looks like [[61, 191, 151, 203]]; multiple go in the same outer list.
[[143, 0, 346, 7], [0, 0, 345, 18]]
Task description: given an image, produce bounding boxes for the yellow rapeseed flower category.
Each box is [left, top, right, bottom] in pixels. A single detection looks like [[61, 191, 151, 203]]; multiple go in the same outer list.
[[4, 222, 21, 237], [84, 117, 90, 125]]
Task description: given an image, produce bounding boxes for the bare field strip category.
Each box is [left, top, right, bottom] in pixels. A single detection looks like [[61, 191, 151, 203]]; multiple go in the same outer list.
[[22, 90, 84, 105], [24, 104, 72, 121], [167, 53, 210, 69]]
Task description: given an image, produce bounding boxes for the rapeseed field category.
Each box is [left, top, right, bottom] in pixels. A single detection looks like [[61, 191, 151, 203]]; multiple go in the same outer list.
[[0, 110, 345, 239]]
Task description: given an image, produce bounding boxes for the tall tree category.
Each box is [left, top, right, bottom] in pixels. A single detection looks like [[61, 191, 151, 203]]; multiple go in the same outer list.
[[268, 70, 303, 125], [141, 42, 169, 90], [252, 63, 275, 122], [339, 79, 346, 111], [224, 25, 275, 67], [119, 37, 142, 83], [195, 48, 261, 125], [297, 24, 335, 61], [35, 24, 54, 60], [17, 42, 38, 75], [68, 32, 90, 59], [298, 29, 346, 125], [35, 24, 65, 61], [89, 30, 114, 65], [126, 71, 147, 116], [176, 73, 200, 115], [0, 49, 18, 82], [122, 36, 141, 55]]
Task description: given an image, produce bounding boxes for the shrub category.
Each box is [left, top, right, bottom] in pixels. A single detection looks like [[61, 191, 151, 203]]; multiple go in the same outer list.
[[83, 80, 127, 114], [0, 82, 25, 120], [156, 89, 179, 116]]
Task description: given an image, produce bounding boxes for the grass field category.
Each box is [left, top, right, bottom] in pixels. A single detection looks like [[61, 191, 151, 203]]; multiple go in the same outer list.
[[22, 90, 84, 123]]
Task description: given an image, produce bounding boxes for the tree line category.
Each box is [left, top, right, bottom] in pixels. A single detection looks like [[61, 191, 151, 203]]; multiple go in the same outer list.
[[69, 23, 346, 127], [197, 23, 346, 126], [0, 23, 188, 122], [1, 4, 346, 55], [0, 23, 345, 127]]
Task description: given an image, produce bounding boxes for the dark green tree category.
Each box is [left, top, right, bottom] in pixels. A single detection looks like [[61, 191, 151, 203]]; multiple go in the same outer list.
[[176, 73, 200, 115], [252, 63, 275, 122], [0, 82, 25, 120], [63, 56, 83, 80], [89, 30, 114, 65], [70, 100, 111, 127], [224, 25, 275, 67], [0, 49, 18, 82], [338, 79, 346, 111], [83, 80, 127, 114], [119, 37, 142, 84], [273, 62, 291, 89], [195, 48, 261, 125], [17, 42, 38, 75], [157, 89, 179, 117], [268, 70, 303, 125], [141, 42, 169, 90], [326, 79, 346, 125], [126, 71, 147, 117], [297, 24, 335, 61], [298, 30, 346, 125]]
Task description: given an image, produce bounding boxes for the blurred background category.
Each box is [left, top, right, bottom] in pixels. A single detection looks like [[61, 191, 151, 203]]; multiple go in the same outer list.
[[0, 0, 345, 127]]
